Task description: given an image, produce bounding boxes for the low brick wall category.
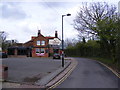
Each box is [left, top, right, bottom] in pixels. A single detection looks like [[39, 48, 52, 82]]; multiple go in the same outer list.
[[8, 55, 27, 58], [0, 65, 8, 81]]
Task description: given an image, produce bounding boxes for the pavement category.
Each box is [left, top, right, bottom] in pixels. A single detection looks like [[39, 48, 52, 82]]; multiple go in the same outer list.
[[1, 57, 75, 89]]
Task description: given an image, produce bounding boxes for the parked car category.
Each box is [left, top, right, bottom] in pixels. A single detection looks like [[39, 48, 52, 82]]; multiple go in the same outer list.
[[53, 53, 61, 59], [0, 52, 8, 58]]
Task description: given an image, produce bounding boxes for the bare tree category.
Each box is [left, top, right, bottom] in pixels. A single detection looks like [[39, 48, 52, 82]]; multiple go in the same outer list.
[[0, 31, 7, 42], [74, 2, 116, 36], [0, 31, 18, 51], [0, 31, 8, 51], [65, 38, 78, 48]]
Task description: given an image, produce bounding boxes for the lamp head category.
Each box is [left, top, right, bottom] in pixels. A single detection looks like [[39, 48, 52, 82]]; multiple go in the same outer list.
[[66, 14, 71, 16]]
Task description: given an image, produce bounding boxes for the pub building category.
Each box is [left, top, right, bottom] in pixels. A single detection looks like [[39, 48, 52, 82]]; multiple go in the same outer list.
[[7, 30, 61, 57]]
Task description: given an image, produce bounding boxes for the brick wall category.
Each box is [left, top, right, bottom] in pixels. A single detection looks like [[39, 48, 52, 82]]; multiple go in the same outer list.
[[31, 34, 49, 57]]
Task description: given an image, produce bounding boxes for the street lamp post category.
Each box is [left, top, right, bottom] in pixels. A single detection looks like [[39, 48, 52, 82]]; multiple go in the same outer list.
[[62, 13, 71, 67]]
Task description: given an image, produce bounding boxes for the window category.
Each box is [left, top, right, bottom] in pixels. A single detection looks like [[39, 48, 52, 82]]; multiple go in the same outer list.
[[36, 48, 45, 54], [8, 48, 15, 55], [41, 41, 45, 45], [18, 49, 26, 55], [41, 48, 45, 53], [36, 48, 40, 53], [37, 41, 40, 45]]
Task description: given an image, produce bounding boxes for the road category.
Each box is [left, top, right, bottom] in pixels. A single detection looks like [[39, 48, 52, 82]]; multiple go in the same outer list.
[[57, 58, 119, 88]]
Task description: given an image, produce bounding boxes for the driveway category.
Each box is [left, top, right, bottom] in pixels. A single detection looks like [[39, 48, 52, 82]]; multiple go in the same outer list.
[[2, 57, 64, 84]]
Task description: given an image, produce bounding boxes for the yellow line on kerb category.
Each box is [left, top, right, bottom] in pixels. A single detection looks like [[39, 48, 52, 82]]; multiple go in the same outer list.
[[98, 61, 120, 78], [47, 62, 77, 90]]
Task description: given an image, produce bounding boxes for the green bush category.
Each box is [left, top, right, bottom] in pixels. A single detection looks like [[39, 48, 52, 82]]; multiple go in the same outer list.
[[65, 40, 101, 57]]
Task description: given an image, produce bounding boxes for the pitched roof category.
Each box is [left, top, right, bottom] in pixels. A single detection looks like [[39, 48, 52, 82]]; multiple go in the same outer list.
[[23, 34, 61, 47], [45, 37, 55, 39], [31, 36, 37, 40], [24, 40, 33, 44], [12, 43, 23, 47]]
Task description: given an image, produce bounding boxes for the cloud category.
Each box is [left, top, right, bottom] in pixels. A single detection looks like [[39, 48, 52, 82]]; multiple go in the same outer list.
[[40, 2, 74, 8], [0, 2, 79, 43], [1, 1, 119, 43], [41, 2, 65, 8], [1, 2, 27, 20]]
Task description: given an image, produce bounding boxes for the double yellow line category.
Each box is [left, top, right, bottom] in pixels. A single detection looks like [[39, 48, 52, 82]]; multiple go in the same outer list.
[[47, 60, 78, 89]]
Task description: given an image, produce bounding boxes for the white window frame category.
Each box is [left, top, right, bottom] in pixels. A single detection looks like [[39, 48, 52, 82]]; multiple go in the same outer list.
[[36, 48, 40, 54], [35, 48, 45, 54], [40, 48, 45, 54], [37, 41, 40, 45], [41, 41, 45, 45]]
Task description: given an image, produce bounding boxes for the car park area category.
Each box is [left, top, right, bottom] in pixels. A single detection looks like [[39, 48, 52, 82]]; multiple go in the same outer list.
[[2, 57, 65, 84]]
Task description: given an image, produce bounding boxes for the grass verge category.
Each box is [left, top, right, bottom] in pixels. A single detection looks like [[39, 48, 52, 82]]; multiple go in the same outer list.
[[89, 57, 120, 76]]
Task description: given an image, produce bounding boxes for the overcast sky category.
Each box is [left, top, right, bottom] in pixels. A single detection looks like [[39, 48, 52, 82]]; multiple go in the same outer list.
[[0, 0, 120, 43]]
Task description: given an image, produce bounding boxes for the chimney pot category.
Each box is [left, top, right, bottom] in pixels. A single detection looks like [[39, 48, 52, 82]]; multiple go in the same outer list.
[[55, 31, 58, 38], [38, 30, 41, 36]]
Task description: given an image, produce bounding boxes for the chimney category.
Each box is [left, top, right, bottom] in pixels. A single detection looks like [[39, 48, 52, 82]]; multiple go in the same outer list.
[[38, 30, 41, 36], [55, 31, 58, 38], [31, 36, 36, 40]]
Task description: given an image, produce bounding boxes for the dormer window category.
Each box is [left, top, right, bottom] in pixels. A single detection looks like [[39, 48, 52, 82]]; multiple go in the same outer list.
[[37, 41, 40, 45]]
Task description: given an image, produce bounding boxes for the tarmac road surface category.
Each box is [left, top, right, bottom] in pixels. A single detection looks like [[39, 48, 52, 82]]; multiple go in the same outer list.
[[2, 57, 65, 83], [57, 57, 119, 88]]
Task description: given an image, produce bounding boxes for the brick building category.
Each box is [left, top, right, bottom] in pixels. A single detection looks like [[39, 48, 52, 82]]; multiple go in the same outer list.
[[7, 30, 61, 57]]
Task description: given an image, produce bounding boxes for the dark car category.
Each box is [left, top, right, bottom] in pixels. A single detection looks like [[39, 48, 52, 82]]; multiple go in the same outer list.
[[53, 53, 61, 59], [0, 52, 8, 58]]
